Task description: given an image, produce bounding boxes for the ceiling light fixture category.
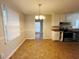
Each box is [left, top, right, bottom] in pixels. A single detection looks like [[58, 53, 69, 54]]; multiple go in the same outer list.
[[35, 4, 45, 20]]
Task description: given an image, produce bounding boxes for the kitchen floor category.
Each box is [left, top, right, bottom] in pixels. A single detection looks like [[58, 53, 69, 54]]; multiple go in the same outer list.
[[10, 39, 79, 59]]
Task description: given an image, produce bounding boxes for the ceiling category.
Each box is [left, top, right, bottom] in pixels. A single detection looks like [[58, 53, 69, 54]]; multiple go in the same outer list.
[[7, 0, 79, 15]]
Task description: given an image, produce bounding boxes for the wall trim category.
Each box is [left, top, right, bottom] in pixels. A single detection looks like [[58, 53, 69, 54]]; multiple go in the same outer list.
[[26, 38, 35, 40], [43, 38, 52, 40], [6, 38, 26, 59], [26, 38, 52, 40]]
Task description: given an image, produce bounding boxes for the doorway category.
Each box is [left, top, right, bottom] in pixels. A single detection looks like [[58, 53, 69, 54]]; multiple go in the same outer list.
[[35, 20, 43, 39]]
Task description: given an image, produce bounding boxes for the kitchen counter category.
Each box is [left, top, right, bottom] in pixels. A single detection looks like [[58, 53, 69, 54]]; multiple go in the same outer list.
[[52, 26, 62, 32], [52, 28, 79, 42], [52, 25, 79, 32], [68, 29, 79, 32], [52, 29, 61, 32], [52, 28, 79, 32]]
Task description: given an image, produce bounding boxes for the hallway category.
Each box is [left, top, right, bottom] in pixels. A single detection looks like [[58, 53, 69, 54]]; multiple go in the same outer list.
[[10, 39, 79, 59]]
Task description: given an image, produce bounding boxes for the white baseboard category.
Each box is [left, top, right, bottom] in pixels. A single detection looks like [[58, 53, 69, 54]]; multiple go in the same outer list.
[[6, 39, 26, 59]]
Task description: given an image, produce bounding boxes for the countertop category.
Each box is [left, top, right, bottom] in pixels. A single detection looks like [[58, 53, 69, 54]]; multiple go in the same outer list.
[[52, 28, 79, 33], [52, 26, 79, 32]]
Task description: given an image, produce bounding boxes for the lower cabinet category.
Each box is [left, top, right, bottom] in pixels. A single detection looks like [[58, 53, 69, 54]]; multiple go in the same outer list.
[[52, 31, 60, 41], [52, 31, 79, 42]]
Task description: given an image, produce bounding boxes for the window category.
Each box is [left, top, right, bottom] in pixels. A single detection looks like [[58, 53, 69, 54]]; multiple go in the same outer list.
[[2, 4, 8, 43], [2, 4, 20, 42], [35, 22, 41, 32], [75, 20, 79, 28]]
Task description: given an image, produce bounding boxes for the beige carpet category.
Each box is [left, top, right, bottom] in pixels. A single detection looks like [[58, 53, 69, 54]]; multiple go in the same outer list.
[[10, 39, 79, 59]]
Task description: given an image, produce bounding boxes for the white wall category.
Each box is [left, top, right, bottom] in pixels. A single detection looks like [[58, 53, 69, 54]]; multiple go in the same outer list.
[[25, 15, 35, 39], [25, 15, 52, 39], [43, 15, 52, 39]]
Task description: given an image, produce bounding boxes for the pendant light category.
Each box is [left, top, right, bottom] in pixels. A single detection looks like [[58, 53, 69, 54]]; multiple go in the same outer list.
[[35, 4, 45, 20]]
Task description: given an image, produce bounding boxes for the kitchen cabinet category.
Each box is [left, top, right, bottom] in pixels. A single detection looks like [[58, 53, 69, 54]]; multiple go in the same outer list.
[[52, 31, 60, 41], [52, 27, 79, 42]]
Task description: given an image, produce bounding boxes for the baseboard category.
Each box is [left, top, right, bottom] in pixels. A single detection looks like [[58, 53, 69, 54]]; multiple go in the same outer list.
[[43, 39, 52, 40], [6, 38, 26, 59], [26, 38, 35, 40], [26, 38, 52, 40]]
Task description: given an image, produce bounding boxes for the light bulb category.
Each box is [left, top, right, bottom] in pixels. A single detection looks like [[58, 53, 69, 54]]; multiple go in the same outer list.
[[35, 15, 46, 20]]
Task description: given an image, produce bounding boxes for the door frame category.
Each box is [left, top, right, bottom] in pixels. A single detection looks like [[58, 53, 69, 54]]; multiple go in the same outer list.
[[35, 20, 43, 39]]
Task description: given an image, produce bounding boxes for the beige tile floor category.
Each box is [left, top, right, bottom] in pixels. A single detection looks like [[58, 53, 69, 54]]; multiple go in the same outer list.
[[10, 39, 79, 59]]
